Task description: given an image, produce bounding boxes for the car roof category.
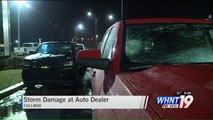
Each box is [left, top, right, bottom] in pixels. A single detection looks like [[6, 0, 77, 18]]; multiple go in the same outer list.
[[124, 18, 213, 24]]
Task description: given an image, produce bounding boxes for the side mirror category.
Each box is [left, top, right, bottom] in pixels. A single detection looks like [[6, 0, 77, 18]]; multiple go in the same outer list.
[[29, 50, 34, 55], [77, 49, 111, 70]]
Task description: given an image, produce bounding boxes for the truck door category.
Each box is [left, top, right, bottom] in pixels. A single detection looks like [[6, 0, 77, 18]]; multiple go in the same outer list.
[[91, 25, 118, 95]]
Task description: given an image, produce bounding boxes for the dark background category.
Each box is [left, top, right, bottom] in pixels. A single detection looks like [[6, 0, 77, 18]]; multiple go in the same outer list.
[[0, 0, 213, 45]]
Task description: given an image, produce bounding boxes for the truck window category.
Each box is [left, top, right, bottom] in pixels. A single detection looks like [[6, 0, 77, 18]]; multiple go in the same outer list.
[[37, 43, 73, 54], [100, 29, 111, 53], [102, 27, 117, 59], [124, 23, 213, 70]]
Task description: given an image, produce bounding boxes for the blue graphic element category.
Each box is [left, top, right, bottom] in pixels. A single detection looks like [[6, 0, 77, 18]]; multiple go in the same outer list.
[[156, 96, 180, 104]]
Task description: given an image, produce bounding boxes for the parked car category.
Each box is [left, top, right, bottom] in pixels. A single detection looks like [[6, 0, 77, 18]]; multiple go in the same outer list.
[[77, 18, 213, 119], [14, 42, 39, 55], [75, 43, 85, 51], [22, 41, 79, 87]]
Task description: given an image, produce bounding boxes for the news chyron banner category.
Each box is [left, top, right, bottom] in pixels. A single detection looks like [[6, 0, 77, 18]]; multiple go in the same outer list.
[[22, 96, 149, 109]]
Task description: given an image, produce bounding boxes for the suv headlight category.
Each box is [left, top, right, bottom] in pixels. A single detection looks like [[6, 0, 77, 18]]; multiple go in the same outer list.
[[63, 60, 73, 67], [22, 60, 31, 67]]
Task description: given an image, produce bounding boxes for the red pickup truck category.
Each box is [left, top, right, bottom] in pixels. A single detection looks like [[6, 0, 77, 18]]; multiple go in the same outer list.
[[77, 18, 213, 119]]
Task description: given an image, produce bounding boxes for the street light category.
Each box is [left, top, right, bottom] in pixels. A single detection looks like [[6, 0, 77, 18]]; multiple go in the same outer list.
[[87, 11, 115, 48], [87, 11, 98, 48], [15, 40, 18, 46], [15, 1, 31, 47], [108, 14, 114, 20], [77, 23, 84, 30], [87, 11, 92, 16]]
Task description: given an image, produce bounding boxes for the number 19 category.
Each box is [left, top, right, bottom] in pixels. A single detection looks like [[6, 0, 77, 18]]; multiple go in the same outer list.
[[179, 95, 194, 108]]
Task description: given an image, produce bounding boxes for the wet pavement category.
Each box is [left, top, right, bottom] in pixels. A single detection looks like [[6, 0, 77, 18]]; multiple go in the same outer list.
[[0, 68, 93, 120]]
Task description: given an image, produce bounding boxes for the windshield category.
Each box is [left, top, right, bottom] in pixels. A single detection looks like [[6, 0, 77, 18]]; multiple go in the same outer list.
[[23, 43, 33, 47], [124, 23, 213, 69], [36, 43, 74, 54]]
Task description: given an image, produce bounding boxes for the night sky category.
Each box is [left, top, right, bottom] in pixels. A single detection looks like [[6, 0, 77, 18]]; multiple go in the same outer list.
[[1, 0, 213, 46]]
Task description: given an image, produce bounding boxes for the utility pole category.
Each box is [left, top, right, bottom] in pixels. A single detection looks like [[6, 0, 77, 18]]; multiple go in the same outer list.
[[2, 0, 11, 56]]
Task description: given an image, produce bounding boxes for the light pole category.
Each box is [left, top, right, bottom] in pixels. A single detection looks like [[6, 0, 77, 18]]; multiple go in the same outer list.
[[17, 5, 20, 47], [74, 23, 84, 43], [87, 11, 98, 48], [15, 1, 31, 47], [87, 11, 115, 48]]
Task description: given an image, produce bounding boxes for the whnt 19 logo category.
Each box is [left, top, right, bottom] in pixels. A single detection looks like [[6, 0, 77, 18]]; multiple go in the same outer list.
[[156, 95, 194, 108]]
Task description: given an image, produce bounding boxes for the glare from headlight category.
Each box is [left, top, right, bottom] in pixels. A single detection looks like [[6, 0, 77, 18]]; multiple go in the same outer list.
[[63, 61, 73, 66]]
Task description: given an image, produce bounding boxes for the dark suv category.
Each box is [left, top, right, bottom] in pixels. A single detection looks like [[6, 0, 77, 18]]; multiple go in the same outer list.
[[22, 41, 78, 87]]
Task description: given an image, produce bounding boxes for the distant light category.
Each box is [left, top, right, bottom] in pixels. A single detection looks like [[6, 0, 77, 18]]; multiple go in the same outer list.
[[15, 1, 26, 5], [108, 14, 114, 20], [15, 1, 32, 9], [77, 24, 84, 30], [25, 3, 31, 8], [15, 40, 18, 43], [208, 14, 213, 20], [87, 11, 92, 16]]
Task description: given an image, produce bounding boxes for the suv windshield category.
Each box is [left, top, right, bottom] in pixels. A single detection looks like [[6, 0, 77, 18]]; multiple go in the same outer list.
[[124, 23, 213, 69], [36, 43, 74, 54]]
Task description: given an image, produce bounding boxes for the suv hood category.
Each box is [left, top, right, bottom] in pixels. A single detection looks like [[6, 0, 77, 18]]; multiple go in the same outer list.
[[25, 53, 67, 60], [122, 64, 213, 119]]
